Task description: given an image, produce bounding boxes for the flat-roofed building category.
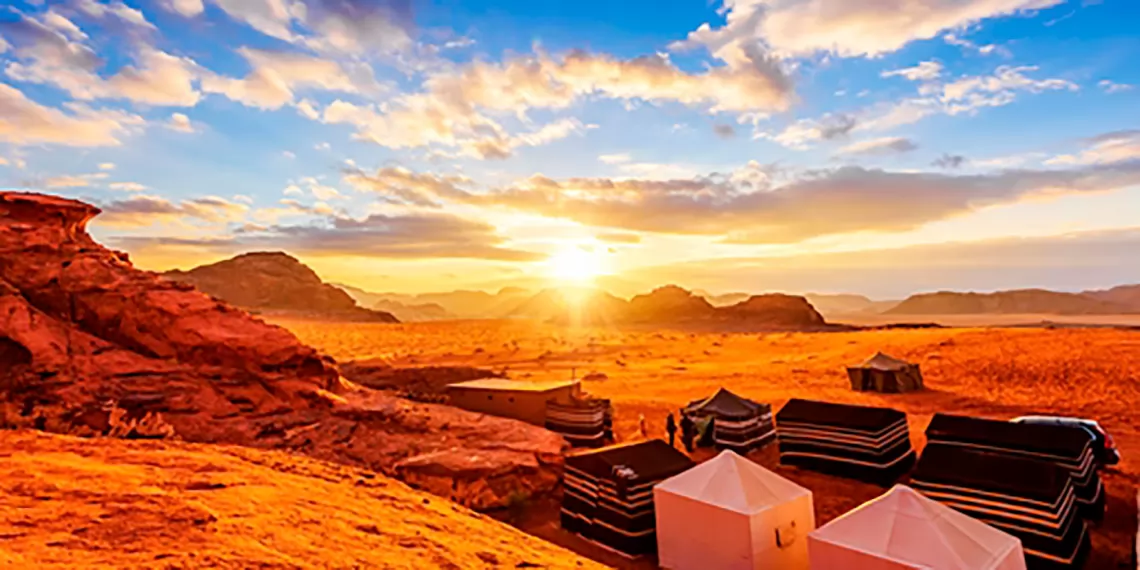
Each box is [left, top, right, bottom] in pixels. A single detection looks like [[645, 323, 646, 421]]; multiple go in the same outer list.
[[446, 379, 582, 425]]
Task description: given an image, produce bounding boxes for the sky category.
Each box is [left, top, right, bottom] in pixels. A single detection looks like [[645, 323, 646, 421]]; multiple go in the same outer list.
[[1, 0, 1139, 299]]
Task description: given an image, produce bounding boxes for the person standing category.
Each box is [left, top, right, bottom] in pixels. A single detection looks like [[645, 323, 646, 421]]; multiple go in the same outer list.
[[680, 413, 695, 452], [638, 413, 648, 439], [665, 413, 677, 447]]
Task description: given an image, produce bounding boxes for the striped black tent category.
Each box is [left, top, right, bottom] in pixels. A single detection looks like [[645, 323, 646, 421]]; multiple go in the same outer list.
[[912, 443, 1090, 569], [775, 399, 915, 485], [561, 439, 695, 556], [683, 388, 775, 453], [925, 413, 1104, 520], [545, 396, 613, 448]]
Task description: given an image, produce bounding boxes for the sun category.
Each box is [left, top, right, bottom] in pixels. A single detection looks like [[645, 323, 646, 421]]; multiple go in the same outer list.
[[546, 246, 605, 284]]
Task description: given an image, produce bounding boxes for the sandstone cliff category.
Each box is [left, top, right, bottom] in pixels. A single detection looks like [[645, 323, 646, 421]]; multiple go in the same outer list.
[[0, 192, 565, 510], [164, 252, 399, 322], [887, 289, 1135, 315]]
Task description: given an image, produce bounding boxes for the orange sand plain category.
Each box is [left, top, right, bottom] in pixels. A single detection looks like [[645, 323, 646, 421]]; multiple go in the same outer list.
[[0, 430, 605, 570], [276, 318, 1140, 569]]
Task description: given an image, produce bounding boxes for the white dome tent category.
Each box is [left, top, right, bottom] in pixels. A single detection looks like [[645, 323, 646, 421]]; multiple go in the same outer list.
[[653, 450, 814, 570], [808, 484, 1027, 570]]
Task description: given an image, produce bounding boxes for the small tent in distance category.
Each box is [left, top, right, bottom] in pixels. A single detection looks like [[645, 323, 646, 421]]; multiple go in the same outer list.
[[655, 450, 814, 570], [808, 484, 1026, 570], [847, 352, 924, 393]]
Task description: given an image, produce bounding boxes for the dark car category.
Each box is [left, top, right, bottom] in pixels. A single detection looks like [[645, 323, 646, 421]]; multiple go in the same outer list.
[[1010, 415, 1121, 466]]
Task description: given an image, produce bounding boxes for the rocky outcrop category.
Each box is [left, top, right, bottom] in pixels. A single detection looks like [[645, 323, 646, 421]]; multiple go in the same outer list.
[[1084, 284, 1140, 312], [724, 294, 827, 326], [164, 252, 398, 322], [0, 191, 565, 510], [887, 289, 1136, 315]]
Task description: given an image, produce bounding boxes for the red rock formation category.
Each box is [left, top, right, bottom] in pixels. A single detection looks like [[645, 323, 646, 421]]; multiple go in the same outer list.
[[724, 293, 827, 326], [0, 192, 565, 509], [164, 252, 399, 322]]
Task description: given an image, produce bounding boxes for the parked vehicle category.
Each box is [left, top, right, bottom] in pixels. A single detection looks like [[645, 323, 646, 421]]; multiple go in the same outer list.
[[1010, 415, 1121, 466]]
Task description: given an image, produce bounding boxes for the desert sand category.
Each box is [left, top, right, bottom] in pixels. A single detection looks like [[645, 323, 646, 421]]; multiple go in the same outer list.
[[277, 317, 1140, 569], [0, 429, 604, 570]]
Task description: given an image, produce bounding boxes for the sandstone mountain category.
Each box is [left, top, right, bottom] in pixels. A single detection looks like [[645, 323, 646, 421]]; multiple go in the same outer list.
[[1084, 284, 1140, 311], [0, 192, 564, 510], [517, 285, 830, 331], [164, 252, 398, 322], [886, 289, 1135, 315], [0, 430, 601, 570], [336, 283, 456, 321]]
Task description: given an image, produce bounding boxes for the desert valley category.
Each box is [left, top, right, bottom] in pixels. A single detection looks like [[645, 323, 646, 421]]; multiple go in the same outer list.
[[2, 0, 1139, 567], [3, 191, 1139, 569]]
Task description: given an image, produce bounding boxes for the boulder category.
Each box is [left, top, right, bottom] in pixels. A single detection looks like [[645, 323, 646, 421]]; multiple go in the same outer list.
[[0, 191, 566, 509]]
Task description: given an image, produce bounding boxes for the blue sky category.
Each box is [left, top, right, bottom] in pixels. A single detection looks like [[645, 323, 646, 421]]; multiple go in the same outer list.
[[1, 0, 1138, 298]]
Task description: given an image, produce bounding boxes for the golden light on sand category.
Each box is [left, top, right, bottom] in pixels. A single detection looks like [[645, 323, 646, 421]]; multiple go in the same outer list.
[[545, 246, 606, 284]]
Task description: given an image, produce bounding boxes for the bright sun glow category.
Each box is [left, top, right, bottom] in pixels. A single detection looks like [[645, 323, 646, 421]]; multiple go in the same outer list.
[[546, 247, 605, 283]]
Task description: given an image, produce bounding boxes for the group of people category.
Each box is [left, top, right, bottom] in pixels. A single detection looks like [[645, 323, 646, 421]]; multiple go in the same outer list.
[[638, 411, 707, 453]]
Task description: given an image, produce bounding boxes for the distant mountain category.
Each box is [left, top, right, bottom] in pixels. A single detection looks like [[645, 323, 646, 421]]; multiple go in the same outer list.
[[886, 289, 1135, 315], [163, 253, 398, 322], [336, 284, 455, 321], [805, 293, 901, 316], [508, 288, 629, 325], [528, 285, 830, 331], [1084, 284, 1140, 311]]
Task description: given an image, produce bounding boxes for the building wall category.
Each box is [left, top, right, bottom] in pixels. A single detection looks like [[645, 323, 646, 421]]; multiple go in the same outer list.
[[448, 384, 578, 425]]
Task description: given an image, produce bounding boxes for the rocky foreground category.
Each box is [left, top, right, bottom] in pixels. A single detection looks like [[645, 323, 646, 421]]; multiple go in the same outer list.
[[0, 192, 566, 510], [0, 430, 602, 569]]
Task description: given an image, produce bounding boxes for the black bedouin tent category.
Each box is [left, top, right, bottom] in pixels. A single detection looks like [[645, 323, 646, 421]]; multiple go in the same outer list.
[[561, 439, 695, 556], [846, 352, 925, 393], [683, 388, 775, 453], [912, 443, 1090, 569], [925, 413, 1104, 520], [545, 396, 614, 448], [775, 399, 915, 484]]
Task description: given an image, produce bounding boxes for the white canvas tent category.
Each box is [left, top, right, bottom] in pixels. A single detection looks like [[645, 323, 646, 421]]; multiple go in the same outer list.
[[808, 485, 1027, 570], [654, 450, 814, 570]]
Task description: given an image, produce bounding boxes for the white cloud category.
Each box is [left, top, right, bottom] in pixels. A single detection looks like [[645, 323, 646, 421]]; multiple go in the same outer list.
[[1098, 80, 1133, 94], [43, 172, 109, 188], [882, 61, 943, 81], [42, 10, 88, 41], [199, 47, 385, 109], [208, 0, 413, 56], [836, 136, 918, 156], [1, 15, 200, 106], [109, 181, 148, 191], [0, 83, 144, 147], [167, 112, 196, 133], [74, 0, 156, 30], [599, 153, 632, 164], [284, 184, 304, 196], [944, 33, 1011, 57], [1046, 130, 1140, 166], [675, 0, 1056, 59], [98, 162, 115, 170], [282, 150, 296, 159], [319, 48, 791, 158], [764, 113, 857, 149], [161, 0, 206, 17], [314, 141, 331, 150]]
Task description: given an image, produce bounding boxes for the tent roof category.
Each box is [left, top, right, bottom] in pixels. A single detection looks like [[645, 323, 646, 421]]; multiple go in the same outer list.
[[655, 450, 810, 515], [855, 352, 915, 371], [810, 485, 1021, 570], [684, 388, 769, 419], [566, 439, 695, 482]]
